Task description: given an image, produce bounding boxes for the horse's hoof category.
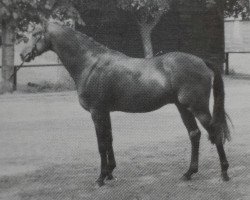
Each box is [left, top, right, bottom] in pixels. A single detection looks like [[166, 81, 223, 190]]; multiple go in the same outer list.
[[106, 174, 117, 181], [181, 174, 192, 181], [221, 173, 230, 181], [106, 174, 113, 180], [95, 179, 105, 187]]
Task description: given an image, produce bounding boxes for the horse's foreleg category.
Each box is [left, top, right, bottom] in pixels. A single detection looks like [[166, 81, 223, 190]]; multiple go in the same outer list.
[[105, 115, 116, 180], [91, 109, 115, 186], [176, 103, 201, 180], [106, 137, 116, 180]]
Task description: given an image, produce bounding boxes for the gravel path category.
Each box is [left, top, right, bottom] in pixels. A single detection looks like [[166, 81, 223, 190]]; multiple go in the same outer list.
[[0, 77, 249, 200]]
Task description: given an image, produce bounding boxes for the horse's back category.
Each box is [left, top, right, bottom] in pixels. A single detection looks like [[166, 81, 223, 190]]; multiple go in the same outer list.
[[77, 50, 213, 112], [104, 55, 173, 112]]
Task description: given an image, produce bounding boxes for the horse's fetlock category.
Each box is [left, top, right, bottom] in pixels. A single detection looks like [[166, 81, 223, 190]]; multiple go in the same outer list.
[[101, 169, 109, 177], [189, 164, 198, 173], [222, 162, 229, 171], [109, 162, 116, 171], [221, 171, 230, 181]]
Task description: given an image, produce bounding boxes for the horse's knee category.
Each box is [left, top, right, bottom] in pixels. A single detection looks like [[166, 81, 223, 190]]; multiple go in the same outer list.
[[189, 129, 201, 139]]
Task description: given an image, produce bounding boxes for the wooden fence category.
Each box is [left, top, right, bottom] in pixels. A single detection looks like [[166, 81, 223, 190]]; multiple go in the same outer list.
[[1, 54, 250, 91]]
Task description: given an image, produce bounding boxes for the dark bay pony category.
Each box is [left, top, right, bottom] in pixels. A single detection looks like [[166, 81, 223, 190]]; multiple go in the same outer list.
[[20, 22, 231, 186]]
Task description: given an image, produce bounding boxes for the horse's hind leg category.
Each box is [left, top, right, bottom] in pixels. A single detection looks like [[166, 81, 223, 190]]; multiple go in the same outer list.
[[176, 103, 201, 180], [91, 109, 116, 186], [106, 129, 116, 181], [193, 109, 230, 181]]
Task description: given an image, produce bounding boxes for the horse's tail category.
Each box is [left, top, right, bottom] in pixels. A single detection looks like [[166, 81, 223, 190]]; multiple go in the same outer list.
[[205, 60, 231, 144]]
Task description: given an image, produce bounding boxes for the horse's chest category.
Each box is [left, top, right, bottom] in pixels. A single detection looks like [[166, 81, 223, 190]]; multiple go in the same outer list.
[[77, 78, 106, 110], [77, 89, 99, 110], [78, 94, 90, 110]]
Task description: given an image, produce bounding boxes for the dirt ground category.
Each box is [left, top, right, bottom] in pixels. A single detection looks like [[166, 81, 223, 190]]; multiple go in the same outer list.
[[0, 77, 250, 200]]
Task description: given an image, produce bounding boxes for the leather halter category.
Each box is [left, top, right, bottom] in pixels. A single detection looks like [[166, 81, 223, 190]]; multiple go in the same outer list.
[[29, 33, 43, 60], [8, 32, 44, 81]]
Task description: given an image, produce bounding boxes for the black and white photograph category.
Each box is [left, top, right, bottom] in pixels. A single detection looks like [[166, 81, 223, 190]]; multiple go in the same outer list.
[[0, 0, 250, 199]]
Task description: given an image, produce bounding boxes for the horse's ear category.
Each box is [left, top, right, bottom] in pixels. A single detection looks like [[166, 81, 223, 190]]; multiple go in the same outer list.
[[43, 20, 49, 32], [39, 15, 49, 32]]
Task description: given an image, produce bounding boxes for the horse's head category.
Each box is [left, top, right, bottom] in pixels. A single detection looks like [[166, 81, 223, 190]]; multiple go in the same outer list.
[[20, 26, 51, 62]]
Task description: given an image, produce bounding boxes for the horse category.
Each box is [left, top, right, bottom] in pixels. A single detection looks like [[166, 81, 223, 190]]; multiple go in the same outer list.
[[20, 22, 231, 186]]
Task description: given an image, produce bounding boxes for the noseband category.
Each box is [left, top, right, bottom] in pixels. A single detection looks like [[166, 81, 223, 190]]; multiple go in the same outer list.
[[29, 33, 44, 60]]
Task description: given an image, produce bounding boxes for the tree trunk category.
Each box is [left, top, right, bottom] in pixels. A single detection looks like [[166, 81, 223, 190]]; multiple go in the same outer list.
[[1, 20, 15, 93], [137, 11, 164, 58], [139, 26, 153, 58]]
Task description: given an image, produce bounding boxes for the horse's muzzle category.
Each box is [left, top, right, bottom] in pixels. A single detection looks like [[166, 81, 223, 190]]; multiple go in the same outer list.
[[20, 51, 32, 62]]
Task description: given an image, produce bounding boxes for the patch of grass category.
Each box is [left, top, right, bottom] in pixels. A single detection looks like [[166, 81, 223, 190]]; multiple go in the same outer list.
[[17, 81, 76, 93]]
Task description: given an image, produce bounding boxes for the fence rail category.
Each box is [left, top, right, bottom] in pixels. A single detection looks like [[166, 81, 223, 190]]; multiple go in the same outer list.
[[0, 64, 63, 68], [0, 64, 63, 91], [1, 52, 250, 91]]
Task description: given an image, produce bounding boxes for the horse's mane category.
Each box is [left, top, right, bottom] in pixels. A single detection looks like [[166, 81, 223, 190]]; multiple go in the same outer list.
[[57, 23, 121, 55], [75, 31, 109, 54]]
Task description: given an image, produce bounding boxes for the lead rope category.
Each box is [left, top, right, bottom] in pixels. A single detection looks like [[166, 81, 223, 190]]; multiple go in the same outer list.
[[7, 53, 31, 81]]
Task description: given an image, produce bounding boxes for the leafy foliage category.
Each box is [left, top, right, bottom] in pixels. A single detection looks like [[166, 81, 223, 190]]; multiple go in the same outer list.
[[0, 0, 84, 44], [118, 0, 171, 11], [0, 0, 83, 31], [117, 0, 173, 23], [224, 0, 250, 19]]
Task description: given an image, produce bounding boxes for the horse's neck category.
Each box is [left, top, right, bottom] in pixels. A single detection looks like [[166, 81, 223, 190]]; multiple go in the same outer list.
[[51, 33, 98, 85]]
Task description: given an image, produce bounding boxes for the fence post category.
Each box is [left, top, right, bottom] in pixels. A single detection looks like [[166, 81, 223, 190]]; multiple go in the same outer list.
[[225, 52, 229, 75], [13, 66, 17, 91]]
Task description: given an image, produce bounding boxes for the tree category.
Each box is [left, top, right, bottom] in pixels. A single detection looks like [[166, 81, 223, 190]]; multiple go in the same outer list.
[[224, 0, 250, 19], [0, 0, 49, 93], [118, 0, 172, 58], [0, 0, 82, 93]]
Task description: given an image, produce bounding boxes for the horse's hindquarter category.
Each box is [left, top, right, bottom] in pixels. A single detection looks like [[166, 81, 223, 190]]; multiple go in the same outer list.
[[163, 52, 213, 107]]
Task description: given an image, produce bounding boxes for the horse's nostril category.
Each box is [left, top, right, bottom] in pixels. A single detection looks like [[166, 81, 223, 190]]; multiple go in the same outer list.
[[20, 53, 24, 60]]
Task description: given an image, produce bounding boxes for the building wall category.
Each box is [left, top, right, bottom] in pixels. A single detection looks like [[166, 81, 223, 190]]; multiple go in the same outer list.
[[152, 1, 224, 65], [225, 20, 250, 52]]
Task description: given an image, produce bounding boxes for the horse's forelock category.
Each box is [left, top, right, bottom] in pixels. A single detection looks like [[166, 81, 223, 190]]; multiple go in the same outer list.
[[46, 22, 67, 37], [33, 24, 45, 33]]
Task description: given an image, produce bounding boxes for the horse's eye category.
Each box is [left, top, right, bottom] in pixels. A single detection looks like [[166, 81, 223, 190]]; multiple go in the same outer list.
[[32, 33, 42, 41], [32, 31, 42, 37]]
